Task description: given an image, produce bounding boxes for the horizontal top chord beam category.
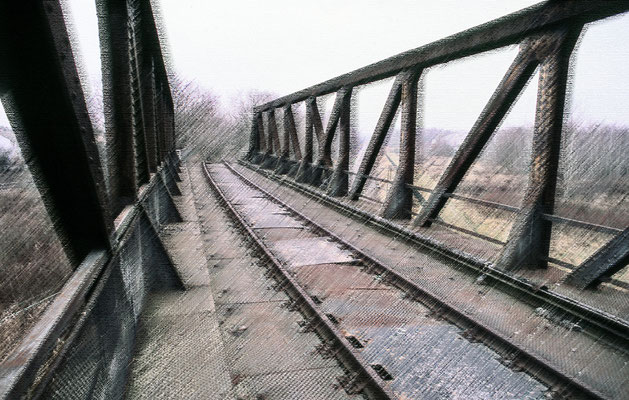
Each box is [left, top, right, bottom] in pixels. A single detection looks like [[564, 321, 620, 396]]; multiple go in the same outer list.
[[255, 1, 629, 112]]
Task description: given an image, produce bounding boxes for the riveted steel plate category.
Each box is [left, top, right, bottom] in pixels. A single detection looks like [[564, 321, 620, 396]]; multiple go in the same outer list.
[[267, 237, 356, 267]]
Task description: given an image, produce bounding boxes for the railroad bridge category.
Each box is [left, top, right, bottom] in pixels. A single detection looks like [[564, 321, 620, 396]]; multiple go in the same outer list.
[[0, 1, 628, 399]]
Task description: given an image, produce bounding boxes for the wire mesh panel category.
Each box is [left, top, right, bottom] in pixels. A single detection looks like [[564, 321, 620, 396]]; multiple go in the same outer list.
[[41, 199, 183, 398]]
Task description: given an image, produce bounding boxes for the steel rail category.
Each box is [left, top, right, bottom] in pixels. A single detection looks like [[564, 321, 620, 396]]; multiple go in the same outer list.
[[239, 160, 629, 340], [201, 162, 396, 399], [227, 161, 627, 400]]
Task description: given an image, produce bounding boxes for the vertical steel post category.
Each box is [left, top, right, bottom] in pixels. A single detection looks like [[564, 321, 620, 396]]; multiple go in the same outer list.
[[275, 104, 293, 174], [157, 81, 170, 162], [246, 110, 260, 161], [381, 69, 422, 219], [288, 110, 302, 159], [327, 87, 353, 197], [0, 1, 113, 264], [349, 73, 405, 200], [256, 112, 266, 153], [261, 109, 280, 169], [97, 0, 138, 215], [287, 104, 302, 176], [127, 0, 151, 185], [269, 109, 281, 156], [139, 55, 158, 172], [164, 94, 175, 156], [498, 27, 581, 271], [296, 98, 315, 182], [412, 43, 540, 228], [311, 88, 346, 186]]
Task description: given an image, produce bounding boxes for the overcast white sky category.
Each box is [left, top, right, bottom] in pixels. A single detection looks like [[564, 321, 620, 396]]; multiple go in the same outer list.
[[1, 0, 628, 134]]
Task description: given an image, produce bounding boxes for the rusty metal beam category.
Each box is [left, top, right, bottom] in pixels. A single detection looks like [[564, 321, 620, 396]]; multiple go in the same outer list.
[[319, 88, 347, 167], [275, 104, 301, 175], [246, 111, 261, 160], [413, 40, 540, 227], [349, 73, 405, 200], [138, 0, 174, 152], [155, 82, 167, 162], [565, 228, 629, 289], [286, 105, 302, 160], [159, 83, 175, 156], [97, 0, 137, 216], [269, 109, 281, 155], [260, 110, 280, 169], [327, 87, 353, 197], [250, 112, 266, 164], [256, 112, 266, 153], [255, 1, 629, 112], [128, 0, 151, 185], [311, 88, 347, 186], [279, 106, 291, 159], [139, 56, 158, 172], [497, 27, 582, 271], [0, 250, 109, 399], [295, 98, 315, 183], [0, 1, 113, 264], [381, 69, 422, 219], [311, 98, 325, 146], [274, 106, 291, 174]]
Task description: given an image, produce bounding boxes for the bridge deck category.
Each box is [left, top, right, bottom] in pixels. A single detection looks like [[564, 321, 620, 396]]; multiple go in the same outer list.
[[120, 160, 629, 399], [226, 162, 628, 399], [236, 163, 629, 319], [126, 162, 359, 399]]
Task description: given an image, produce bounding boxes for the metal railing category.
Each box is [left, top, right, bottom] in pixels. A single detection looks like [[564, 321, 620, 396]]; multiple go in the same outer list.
[[244, 0, 629, 290], [0, 1, 180, 398]]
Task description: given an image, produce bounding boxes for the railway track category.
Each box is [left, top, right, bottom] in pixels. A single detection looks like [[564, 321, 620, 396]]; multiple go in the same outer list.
[[203, 161, 624, 400]]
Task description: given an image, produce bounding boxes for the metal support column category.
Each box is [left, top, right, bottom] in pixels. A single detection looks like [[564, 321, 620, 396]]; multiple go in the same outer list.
[[327, 87, 353, 197], [498, 27, 582, 271], [261, 109, 280, 169], [349, 73, 405, 200], [296, 98, 316, 183], [413, 42, 540, 227], [381, 69, 422, 219], [97, 0, 137, 215], [0, 1, 113, 264], [311, 88, 346, 186]]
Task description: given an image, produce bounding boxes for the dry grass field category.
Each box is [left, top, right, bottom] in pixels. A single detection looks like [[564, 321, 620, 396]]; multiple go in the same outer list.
[[361, 152, 627, 279], [0, 169, 72, 362]]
